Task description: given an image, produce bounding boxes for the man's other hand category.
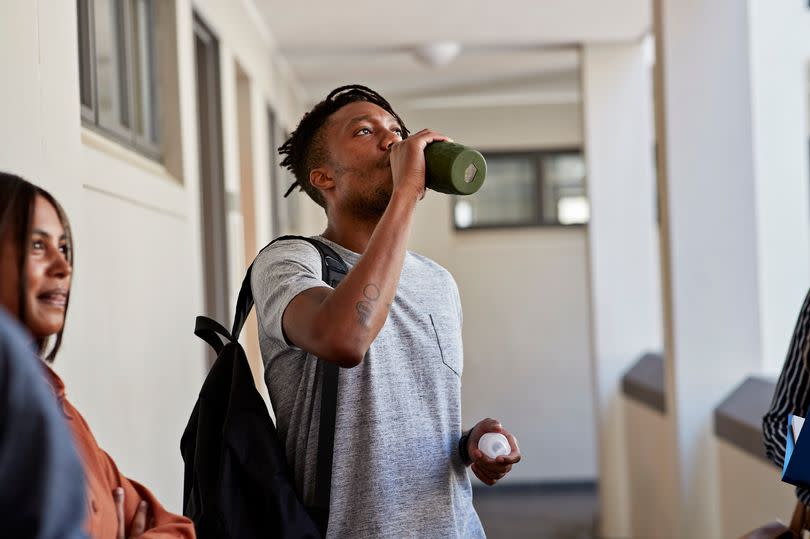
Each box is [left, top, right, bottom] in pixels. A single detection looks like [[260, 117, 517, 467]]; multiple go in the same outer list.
[[468, 418, 521, 486]]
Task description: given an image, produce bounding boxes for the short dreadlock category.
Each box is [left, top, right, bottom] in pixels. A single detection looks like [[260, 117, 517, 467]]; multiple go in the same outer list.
[[278, 84, 410, 209]]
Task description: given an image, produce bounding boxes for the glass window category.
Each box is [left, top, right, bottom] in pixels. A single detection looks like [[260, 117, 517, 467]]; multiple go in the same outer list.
[[453, 149, 588, 229], [77, 0, 161, 158], [541, 152, 588, 225], [77, 0, 94, 114], [130, 0, 158, 145], [93, 0, 129, 131], [267, 107, 282, 237]]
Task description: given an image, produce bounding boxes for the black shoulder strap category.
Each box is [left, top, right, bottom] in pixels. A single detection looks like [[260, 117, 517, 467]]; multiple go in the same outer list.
[[193, 316, 232, 355], [300, 240, 347, 523], [231, 234, 348, 532], [230, 235, 347, 338]]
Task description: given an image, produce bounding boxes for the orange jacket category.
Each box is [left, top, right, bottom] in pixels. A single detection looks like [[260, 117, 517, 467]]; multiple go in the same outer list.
[[46, 366, 195, 539]]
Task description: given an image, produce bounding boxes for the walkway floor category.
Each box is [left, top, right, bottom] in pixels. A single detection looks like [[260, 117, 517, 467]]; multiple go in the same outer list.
[[473, 484, 598, 539]]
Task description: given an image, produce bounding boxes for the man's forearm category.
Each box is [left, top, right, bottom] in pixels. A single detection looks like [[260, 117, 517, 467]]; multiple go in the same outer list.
[[315, 189, 418, 361]]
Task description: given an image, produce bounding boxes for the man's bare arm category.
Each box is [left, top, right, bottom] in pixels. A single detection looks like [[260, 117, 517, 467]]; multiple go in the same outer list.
[[281, 129, 447, 367]]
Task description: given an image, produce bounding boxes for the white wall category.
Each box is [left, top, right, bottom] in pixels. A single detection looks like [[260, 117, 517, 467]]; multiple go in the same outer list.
[[718, 441, 796, 538], [629, 413, 799, 539], [625, 399, 677, 539], [650, 0, 810, 535], [747, 0, 810, 375], [653, 0, 766, 535], [0, 0, 304, 511], [387, 102, 598, 482], [582, 42, 662, 538]]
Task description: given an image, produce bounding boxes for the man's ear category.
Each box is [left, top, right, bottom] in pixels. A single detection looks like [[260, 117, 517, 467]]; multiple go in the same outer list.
[[310, 167, 335, 192]]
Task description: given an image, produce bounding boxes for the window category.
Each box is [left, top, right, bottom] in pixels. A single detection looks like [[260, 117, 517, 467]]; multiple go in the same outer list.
[[266, 114, 299, 236], [193, 13, 228, 326], [453, 149, 589, 229], [267, 107, 282, 238], [77, 0, 160, 159]]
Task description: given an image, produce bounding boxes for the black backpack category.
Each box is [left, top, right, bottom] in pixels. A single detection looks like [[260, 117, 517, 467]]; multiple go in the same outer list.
[[180, 235, 348, 538]]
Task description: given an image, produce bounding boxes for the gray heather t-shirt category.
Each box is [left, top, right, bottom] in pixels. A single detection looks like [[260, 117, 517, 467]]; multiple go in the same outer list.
[[251, 236, 485, 539]]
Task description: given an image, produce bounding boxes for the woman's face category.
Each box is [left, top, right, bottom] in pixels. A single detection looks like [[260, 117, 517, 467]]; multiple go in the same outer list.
[[0, 195, 72, 338]]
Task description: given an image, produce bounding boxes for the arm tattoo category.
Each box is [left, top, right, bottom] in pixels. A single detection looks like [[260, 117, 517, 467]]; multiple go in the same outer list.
[[363, 284, 381, 301], [356, 284, 381, 326], [356, 301, 373, 326]]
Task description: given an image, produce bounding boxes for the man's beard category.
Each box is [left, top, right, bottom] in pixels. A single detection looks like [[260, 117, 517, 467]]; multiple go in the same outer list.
[[346, 182, 392, 220], [335, 157, 393, 220]]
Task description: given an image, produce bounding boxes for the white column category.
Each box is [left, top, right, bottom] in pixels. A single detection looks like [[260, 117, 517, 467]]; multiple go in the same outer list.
[[582, 42, 663, 539], [747, 0, 810, 374], [652, 0, 790, 536]]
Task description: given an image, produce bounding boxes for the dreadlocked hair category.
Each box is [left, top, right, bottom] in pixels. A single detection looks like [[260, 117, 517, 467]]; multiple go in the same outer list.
[[278, 84, 410, 209]]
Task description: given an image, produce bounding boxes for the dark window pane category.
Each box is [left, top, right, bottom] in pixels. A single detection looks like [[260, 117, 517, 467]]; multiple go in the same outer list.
[[540, 153, 588, 225], [455, 154, 538, 228], [453, 150, 588, 229], [80, 0, 161, 159], [267, 107, 281, 237], [76, 0, 93, 109], [93, 0, 129, 131], [130, 0, 158, 144]]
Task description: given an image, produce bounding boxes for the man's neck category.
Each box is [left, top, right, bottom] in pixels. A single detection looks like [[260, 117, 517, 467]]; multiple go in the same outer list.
[[321, 213, 380, 254]]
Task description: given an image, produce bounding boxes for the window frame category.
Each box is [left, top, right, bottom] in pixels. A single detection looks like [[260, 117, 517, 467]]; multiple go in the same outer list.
[[77, 0, 161, 161], [193, 12, 230, 330], [267, 106, 282, 238], [129, 0, 161, 152], [451, 146, 587, 231], [77, 0, 97, 123]]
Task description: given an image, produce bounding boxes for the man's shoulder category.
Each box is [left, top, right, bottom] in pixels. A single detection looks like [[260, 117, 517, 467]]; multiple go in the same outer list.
[[406, 251, 454, 281], [251, 237, 327, 290], [254, 236, 322, 266]]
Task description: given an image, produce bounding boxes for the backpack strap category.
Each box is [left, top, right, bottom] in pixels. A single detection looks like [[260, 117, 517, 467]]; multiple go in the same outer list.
[[230, 235, 347, 338], [193, 316, 233, 355], [230, 235, 348, 533], [297, 240, 348, 526]]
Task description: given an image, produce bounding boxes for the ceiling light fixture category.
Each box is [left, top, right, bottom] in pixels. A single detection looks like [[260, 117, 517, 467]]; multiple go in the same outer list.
[[413, 41, 462, 68]]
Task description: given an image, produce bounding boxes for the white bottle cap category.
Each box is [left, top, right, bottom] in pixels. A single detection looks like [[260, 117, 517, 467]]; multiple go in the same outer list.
[[478, 432, 510, 459]]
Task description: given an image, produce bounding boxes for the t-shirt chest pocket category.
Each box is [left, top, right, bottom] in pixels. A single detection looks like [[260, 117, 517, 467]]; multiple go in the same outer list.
[[429, 313, 463, 377]]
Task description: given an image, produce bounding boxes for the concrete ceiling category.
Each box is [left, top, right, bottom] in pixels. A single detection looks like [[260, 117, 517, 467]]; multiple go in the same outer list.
[[254, 0, 650, 107]]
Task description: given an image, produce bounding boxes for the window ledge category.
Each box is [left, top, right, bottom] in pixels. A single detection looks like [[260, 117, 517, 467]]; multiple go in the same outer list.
[[454, 223, 587, 232], [81, 128, 168, 178], [622, 352, 665, 414], [714, 376, 777, 465], [81, 128, 187, 219]]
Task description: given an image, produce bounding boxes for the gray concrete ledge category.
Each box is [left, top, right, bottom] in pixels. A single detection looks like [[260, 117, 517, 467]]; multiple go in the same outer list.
[[621, 352, 665, 413], [714, 376, 777, 465], [472, 481, 597, 496]]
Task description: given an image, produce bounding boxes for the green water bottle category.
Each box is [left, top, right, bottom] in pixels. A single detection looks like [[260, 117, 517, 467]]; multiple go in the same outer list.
[[424, 141, 486, 195]]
